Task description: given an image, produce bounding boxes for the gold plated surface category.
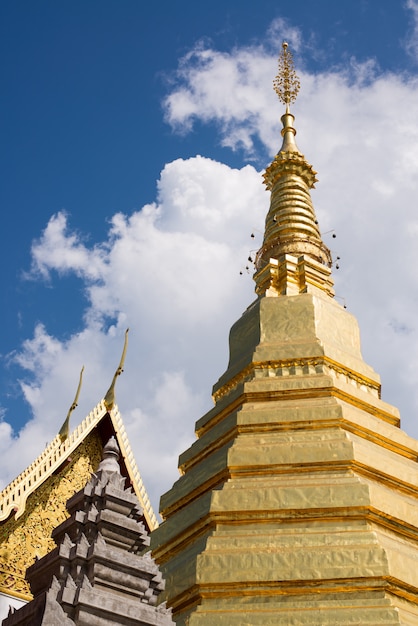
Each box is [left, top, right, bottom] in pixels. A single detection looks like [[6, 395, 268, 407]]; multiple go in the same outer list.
[[152, 285, 418, 624]]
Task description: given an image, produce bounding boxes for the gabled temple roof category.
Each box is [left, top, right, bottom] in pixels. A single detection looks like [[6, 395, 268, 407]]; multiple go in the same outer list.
[[0, 400, 156, 528], [2, 436, 173, 626], [0, 399, 157, 602]]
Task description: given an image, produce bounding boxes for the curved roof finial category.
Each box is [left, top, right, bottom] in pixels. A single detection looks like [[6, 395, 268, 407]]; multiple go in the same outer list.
[[104, 328, 129, 411], [273, 41, 300, 113], [59, 366, 84, 442]]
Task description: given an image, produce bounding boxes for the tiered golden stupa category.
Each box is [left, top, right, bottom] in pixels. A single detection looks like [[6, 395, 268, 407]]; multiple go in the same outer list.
[[151, 44, 418, 624], [0, 330, 157, 618]]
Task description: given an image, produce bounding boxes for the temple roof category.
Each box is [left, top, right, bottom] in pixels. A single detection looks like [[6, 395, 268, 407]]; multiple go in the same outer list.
[[0, 400, 156, 528], [0, 399, 157, 603], [2, 436, 173, 626]]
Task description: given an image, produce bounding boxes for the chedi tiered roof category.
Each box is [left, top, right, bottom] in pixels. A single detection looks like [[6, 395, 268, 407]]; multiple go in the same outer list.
[[3, 437, 173, 626]]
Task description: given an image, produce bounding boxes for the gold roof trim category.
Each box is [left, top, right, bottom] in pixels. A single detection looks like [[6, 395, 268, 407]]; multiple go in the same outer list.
[[110, 401, 158, 529], [0, 399, 158, 530], [212, 356, 381, 404]]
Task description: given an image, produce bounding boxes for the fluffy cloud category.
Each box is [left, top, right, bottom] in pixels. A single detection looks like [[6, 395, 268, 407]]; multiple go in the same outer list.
[[3, 27, 418, 518], [0, 156, 266, 513], [29, 212, 107, 281]]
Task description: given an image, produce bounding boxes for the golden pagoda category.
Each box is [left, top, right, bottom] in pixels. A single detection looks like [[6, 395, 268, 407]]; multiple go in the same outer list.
[[151, 44, 418, 624], [0, 331, 157, 618]]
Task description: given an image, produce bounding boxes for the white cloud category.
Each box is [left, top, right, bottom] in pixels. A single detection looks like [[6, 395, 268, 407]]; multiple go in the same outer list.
[[3, 27, 418, 518], [164, 45, 277, 156], [405, 0, 418, 61], [0, 420, 13, 457], [0, 156, 266, 508], [29, 212, 107, 281], [14, 323, 64, 376]]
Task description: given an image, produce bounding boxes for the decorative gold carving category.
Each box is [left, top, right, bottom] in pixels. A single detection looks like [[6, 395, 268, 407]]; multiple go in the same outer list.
[[263, 151, 318, 191], [273, 42, 300, 111], [212, 356, 381, 404], [0, 432, 102, 600], [0, 400, 106, 523], [254, 254, 334, 298]]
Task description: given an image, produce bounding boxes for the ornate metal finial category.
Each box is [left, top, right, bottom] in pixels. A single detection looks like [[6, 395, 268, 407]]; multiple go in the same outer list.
[[104, 328, 129, 410], [59, 366, 84, 442], [273, 42, 300, 112]]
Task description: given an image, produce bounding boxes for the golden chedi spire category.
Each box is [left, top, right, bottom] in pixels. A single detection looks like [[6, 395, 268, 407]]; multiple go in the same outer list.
[[254, 42, 334, 297]]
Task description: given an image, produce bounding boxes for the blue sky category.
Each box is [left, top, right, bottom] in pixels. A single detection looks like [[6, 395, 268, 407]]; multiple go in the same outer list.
[[2, 1, 418, 514]]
